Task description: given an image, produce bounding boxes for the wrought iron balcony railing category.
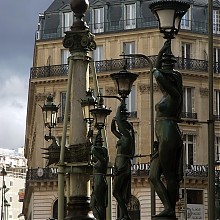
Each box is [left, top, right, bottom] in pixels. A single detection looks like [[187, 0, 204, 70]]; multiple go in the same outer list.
[[26, 168, 58, 182], [181, 112, 198, 120], [30, 56, 220, 79], [36, 17, 214, 41], [31, 64, 68, 78], [26, 165, 214, 182], [215, 115, 220, 121]]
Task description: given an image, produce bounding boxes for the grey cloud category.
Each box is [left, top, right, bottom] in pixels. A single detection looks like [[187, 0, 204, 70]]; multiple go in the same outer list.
[[0, 0, 53, 149]]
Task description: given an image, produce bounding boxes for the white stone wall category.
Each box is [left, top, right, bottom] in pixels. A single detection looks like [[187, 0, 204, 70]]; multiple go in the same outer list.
[[0, 174, 25, 220], [32, 189, 58, 219]]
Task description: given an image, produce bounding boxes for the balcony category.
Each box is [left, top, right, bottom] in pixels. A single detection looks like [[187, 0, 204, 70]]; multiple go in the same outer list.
[[26, 168, 58, 182], [181, 112, 198, 120], [26, 165, 211, 182], [30, 56, 219, 79], [36, 17, 212, 41], [215, 115, 220, 121]]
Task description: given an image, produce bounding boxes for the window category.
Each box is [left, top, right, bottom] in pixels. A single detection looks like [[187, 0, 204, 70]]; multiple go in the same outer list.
[[126, 85, 136, 117], [213, 10, 220, 34], [93, 45, 104, 61], [214, 48, 220, 73], [182, 87, 196, 119], [216, 136, 220, 161], [61, 49, 70, 64], [10, 196, 12, 203], [181, 42, 191, 69], [183, 134, 196, 165], [92, 7, 104, 33], [125, 4, 136, 29], [215, 90, 220, 117], [181, 7, 191, 30], [10, 181, 13, 187], [63, 11, 74, 34], [58, 92, 71, 123], [123, 41, 135, 68], [181, 189, 203, 204]]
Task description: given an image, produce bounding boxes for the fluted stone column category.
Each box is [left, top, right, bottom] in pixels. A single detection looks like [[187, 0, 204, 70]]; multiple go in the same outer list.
[[63, 0, 96, 219]]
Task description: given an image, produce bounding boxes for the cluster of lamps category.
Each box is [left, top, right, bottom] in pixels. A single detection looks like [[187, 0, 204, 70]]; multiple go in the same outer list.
[[41, 60, 139, 140]]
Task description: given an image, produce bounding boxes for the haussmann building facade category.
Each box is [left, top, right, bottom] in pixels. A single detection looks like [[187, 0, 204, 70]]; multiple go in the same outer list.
[[23, 0, 220, 219]]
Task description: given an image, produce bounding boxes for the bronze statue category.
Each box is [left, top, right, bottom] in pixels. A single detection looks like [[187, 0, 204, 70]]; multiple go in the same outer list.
[[149, 39, 183, 218], [111, 100, 135, 220], [90, 132, 109, 220]]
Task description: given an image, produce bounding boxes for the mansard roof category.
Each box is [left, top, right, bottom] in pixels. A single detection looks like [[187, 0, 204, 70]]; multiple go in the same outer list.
[[45, 0, 71, 13], [44, 0, 213, 14]]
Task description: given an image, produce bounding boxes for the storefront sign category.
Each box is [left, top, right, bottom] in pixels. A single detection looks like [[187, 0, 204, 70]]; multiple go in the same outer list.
[[132, 163, 150, 171], [189, 165, 207, 172], [131, 163, 208, 174], [186, 204, 204, 220]]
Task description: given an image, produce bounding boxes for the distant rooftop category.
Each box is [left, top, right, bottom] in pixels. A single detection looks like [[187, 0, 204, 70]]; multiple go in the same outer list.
[[0, 147, 24, 157]]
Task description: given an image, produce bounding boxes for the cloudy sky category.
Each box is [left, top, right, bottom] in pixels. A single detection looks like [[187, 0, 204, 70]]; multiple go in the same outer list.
[[0, 0, 53, 149]]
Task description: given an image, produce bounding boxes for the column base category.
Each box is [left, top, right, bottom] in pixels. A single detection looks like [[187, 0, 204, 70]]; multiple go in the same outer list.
[[65, 196, 95, 220], [152, 216, 177, 220]]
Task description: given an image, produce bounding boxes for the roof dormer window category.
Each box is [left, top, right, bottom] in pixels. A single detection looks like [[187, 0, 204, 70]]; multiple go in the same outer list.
[[63, 11, 74, 34], [92, 7, 104, 33], [213, 10, 220, 34], [124, 3, 136, 29], [181, 7, 191, 30]]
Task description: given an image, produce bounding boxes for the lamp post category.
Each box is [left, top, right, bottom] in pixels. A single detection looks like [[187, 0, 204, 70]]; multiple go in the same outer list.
[[41, 94, 61, 167], [89, 97, 111, 220], [90, 97, 112, 129], [208, 0, 215, 219], [1, 168, 7, 220], [110, 64, 138, 101], [41, 94, 59, 139], [61, 0, 96, 219], [149, 0, 190, 40], [81, 89, 97, 134], [149, 1, 189, 219]]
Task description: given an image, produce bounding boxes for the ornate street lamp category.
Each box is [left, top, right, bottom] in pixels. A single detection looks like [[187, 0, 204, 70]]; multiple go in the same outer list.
[[148, 1, 190, 218], [149, 0, 190, 39], [41, 94, 59, 138], [88, 97, 111, 220], [110, 68, 138, 100], [90, 97, 112, 129], [81, 89, 97, 125]]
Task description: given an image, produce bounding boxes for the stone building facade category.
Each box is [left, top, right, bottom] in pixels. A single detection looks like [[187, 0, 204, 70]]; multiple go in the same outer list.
[[23, 0, 220, 219]]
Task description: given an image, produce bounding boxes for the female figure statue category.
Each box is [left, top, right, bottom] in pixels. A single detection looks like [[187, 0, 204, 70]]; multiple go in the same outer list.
[[90, 133, 109, 220], [149, 39, 183, 218], [111, 100, 135, 220]]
